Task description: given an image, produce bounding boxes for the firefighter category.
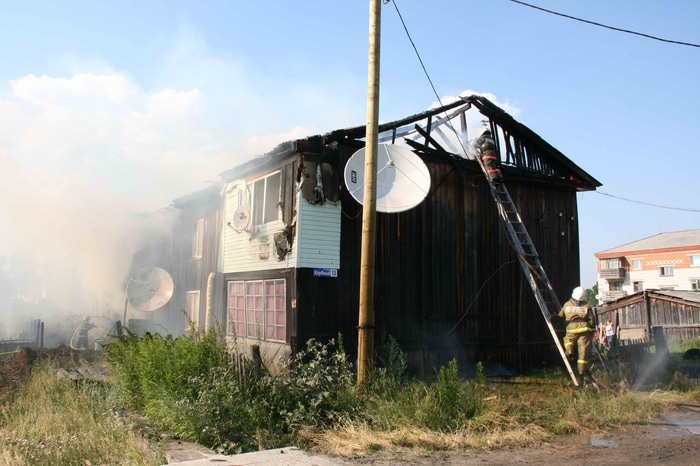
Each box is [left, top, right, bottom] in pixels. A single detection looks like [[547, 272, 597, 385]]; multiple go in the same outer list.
[[556, 286, 596, 384], [473, 128, 503, 184]]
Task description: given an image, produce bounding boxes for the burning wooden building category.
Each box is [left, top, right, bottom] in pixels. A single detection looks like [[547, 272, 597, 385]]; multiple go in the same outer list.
[[129, 95, 600, 376]]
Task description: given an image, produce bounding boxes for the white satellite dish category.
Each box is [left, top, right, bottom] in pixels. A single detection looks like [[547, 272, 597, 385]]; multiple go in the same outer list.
[[232, 205, 250, 232], [126, 267, 174, 312], [344, 144, 431, 213]]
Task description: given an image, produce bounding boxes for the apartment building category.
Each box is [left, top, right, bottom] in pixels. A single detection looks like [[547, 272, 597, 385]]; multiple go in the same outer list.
[[595, 229, 700, 303]]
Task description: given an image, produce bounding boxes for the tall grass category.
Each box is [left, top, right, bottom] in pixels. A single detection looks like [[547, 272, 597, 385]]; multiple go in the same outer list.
[[106, 328, 358, 453], [0, 360, 164, 466]]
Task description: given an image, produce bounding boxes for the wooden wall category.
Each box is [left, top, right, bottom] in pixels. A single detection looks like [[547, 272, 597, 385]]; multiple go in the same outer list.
[[295, 146, 581, 376]]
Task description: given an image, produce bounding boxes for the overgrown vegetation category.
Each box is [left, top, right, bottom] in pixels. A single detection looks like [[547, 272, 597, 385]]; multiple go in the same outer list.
[[1, 332, 699, 464], [0, 359, 164, 466]]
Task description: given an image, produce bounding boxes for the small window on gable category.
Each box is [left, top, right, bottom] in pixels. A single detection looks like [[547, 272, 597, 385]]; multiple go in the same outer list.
[[660, 266, 674, 277], [192, 219, 204, 259], [252, 172, 281, 226], [632, 259, 642, 270], [691, 255, 700, 267]]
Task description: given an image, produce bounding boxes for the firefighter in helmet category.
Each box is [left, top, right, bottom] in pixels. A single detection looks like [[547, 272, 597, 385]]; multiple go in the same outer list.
[[556, 286, 596, 384], [471, 127, 503, 184]]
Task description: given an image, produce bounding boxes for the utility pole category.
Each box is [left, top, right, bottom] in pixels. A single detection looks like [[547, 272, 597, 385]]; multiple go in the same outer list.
[[357, 0, 381, 386]]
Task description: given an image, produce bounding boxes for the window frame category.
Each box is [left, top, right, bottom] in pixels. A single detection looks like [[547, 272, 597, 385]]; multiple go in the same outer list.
[[227, 279, 286, 342], [690, 255, 700, 267], [633, 281, 644, 292], [632, 259, 642, 270], [659, 266, 674, 277], [251, 172, 282, 227], [691, 278, 700, 290], [186, 290, 200, 329], [191, 219, 204, 260], [606, 258, 620, 269]]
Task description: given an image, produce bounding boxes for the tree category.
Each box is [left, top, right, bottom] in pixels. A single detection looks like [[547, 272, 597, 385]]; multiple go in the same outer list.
[[585, 283, 599, 307]]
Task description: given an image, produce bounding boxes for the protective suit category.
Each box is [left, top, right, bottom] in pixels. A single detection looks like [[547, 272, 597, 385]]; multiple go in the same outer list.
[[556, 286, 596, 382], [470, 128, 503, 184]]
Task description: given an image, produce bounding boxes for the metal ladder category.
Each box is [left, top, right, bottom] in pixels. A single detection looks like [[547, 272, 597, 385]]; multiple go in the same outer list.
[[477, 162, 580, 386]]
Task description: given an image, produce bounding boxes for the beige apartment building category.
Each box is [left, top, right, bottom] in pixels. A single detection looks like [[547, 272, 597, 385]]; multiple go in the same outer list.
[[595, 229, 700, 303]]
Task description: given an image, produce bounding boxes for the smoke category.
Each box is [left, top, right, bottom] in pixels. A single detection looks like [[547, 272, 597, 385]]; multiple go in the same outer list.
[[0, 72, 234, 341]]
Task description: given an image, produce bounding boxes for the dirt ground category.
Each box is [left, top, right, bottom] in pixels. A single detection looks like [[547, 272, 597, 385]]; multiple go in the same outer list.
[[350, 408, 700, 466]]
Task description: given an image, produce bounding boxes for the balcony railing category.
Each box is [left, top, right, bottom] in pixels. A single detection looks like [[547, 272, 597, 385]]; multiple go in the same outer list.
[[600, 267, 626, 280], [600, 290, 627, 303]]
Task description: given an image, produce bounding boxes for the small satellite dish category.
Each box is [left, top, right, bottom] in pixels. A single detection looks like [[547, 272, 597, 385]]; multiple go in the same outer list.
[[344, 144, 431, 213], [126, 267, 174, 312], [232, 205, 250, 232]]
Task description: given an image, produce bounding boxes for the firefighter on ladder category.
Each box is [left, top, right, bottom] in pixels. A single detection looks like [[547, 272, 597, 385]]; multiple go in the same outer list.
[[556, 286, 596, 385], [470, 126, 503, 184]]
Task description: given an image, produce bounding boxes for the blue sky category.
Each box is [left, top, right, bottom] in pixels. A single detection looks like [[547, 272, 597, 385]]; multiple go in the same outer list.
[[1, 0, 699, 303]]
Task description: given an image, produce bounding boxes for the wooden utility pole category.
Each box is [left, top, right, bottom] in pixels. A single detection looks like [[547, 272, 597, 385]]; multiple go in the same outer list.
[[357, 0, 381, 386]]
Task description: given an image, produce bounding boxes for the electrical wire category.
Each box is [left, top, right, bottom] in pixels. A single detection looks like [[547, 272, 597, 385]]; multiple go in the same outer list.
[[509, 0, 700, 49], [388, 0, 472, 158], [445, 260, 518, 336], [594, 191, 700, 213]]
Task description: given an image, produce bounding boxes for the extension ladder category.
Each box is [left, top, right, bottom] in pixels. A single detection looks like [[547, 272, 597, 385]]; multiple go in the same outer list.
[[476, 158, 580, 386]]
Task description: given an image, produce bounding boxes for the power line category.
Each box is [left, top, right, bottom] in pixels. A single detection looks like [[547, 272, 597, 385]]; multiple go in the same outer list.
[[388, 0, 471, 158], [594, 191, 700, 213], [509, 0, 700, 48]]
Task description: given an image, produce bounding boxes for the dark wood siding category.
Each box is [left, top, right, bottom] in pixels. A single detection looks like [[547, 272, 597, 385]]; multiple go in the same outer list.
[[296, 147, 581, 376], [130, 186, 222, 335]]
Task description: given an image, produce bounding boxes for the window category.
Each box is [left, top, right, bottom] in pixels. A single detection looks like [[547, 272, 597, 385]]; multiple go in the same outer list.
[[659, 266, 674, 276], [691, 255, 700, 267], [610, 282, 623, 291], [227, 279, 286, 342], [192, 219, 204, 259], [691, 279, 700, 290], [632, 259, 642, 270], [633, 281, 644, 292], [252, 172, 281, 226], [606, 258, 620, 269], [186, 291, 200, 328]]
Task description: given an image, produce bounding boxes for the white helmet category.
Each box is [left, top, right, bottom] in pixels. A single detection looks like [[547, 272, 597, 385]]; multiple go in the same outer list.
[[571, 286, 586, 302]]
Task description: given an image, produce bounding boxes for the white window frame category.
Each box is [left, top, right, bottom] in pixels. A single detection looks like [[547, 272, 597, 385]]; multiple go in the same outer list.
[[186, 291, 200, 329], [691, 278, 700, 290], [659, 266, 674, 277], [690, 255, 700, 267], [633, 281, 644, 292], [632, 259, 642, 270], [606, 258, 620, 269], [191, 219, 204, 259], [227, 279, 286, 342], [251, 172, 281, 227]]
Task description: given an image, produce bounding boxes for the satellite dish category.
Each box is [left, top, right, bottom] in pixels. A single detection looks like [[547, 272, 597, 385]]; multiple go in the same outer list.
[[344, 144, 431, 213], [231, 205, 250, 232], [126, 267, 174, 312]]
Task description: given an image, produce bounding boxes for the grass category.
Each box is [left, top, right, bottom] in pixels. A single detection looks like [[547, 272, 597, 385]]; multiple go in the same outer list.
[[1, 333, 699, 464], [0, 359, 164, 466]]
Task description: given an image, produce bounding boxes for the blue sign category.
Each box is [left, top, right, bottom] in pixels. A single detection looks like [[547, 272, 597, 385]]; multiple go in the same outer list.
[[313, 268, 338, 278]]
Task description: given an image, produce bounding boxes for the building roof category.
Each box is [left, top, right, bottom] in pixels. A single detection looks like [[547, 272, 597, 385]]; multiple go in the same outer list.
[[596, 229, 700, 256], [220, 95, 601, 191], [601, 289, 700, 307]]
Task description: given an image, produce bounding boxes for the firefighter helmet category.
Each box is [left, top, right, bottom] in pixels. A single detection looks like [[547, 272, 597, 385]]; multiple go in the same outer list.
[[571, 286, 586, 302]]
